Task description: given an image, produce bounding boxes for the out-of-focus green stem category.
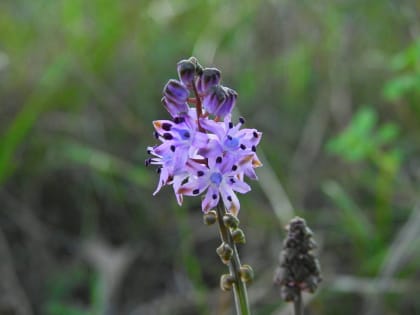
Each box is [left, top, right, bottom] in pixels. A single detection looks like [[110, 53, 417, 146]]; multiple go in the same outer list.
[[293, 291, 303, 315], [216, 202, 251, 315]]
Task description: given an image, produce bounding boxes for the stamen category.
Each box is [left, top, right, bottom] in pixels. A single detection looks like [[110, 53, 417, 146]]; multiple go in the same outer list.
[[197, 171, 204, 177], [228, 122, 234, 129], [232, 165, 238, 171], [212, 194, 217, 199], [252, 145, 256, 152], [162, 123, 172, 131], [216, 156, 222, 163], [240, 144, 246, 150], [193, 189, 200, 195], [239, 117, 245, 124], [227, 196, 232, 202], [174, 117, 185, 124], [163, 133, 173, 140], [230, 178, 235, 183], [170, 145, 176, 152], [253, 131, 258, 138], [154, 131, 160, 139]]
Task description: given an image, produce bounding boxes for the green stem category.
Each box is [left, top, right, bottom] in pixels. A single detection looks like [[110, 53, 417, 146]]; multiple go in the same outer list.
[[216, 202, 251, 315], [293, 291, 303, 315]]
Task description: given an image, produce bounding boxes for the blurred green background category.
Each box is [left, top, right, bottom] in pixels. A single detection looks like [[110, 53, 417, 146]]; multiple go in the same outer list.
[[1, 1, 420, 315]]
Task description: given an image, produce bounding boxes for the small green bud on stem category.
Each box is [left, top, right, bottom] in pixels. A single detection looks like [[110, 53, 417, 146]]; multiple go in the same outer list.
[[239, 264, 254, 283], [232, 228, 246, 244], [223, 214, 239, 229], [216, 242, 233, 264], [220, 274, 236, 291], [203, 210, 217, 225]]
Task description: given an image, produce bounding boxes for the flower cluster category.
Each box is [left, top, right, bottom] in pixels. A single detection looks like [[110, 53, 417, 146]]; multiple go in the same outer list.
[[145, 57, 262, 215]]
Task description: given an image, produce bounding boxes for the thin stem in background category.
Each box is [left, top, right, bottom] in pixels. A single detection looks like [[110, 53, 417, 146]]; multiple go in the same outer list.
[[293, 292, 303, 315]]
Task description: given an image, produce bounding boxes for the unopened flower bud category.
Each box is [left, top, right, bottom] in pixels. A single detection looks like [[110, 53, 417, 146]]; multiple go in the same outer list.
[[161, 97, 189, 118], [203, 210, 217, 225], [177, 59, 196, 87], [196, 68, 221, 94], [202, 85, 237, 118], [223, 213, 239, 229], [220, 274, 235, 291], [232, 228, 246, 244], [216, 242, 233, 264], [239, 264, 254, 283], [163, 79, 189, 105]]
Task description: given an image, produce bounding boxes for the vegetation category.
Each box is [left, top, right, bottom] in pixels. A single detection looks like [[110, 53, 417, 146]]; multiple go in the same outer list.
[[0, 1, 419, 314]]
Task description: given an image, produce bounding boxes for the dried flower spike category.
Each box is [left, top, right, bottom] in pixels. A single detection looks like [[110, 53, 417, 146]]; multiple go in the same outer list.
[[274, 217, 322, 313]]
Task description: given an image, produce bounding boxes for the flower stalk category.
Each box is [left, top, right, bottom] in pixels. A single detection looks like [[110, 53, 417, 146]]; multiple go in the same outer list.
[[215, 201, 251, 315], [147, 57, 261, 315]]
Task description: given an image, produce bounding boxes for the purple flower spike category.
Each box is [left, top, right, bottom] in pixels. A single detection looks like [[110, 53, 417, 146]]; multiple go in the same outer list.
[[202, 86, 237, 118], [196, 68, 221, 94], [147, 57, 262, 216], [177, 59, 196, 87]]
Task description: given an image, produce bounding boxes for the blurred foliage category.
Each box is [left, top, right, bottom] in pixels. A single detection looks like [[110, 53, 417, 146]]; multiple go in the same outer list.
[[1, 1, 420, 315]]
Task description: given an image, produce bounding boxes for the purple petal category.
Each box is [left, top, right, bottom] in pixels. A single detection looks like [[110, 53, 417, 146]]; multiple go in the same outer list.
[[162, 97, 189, 118], [231, 179, 251, 194], [200, 118, 226, 140], [220, 183, 240, 216], [202, 187, 219, 213]]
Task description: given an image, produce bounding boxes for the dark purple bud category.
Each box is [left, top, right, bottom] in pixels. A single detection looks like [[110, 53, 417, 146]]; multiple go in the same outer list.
[[163, 79, 189, 104], [177, 59, 196, 87], [202, 85, 237, 118], [196, 68, 221, 94]]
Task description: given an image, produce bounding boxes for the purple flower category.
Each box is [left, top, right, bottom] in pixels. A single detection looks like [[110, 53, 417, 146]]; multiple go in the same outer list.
[[146, 57, 262, 216], [178, 156, 251, 215]]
